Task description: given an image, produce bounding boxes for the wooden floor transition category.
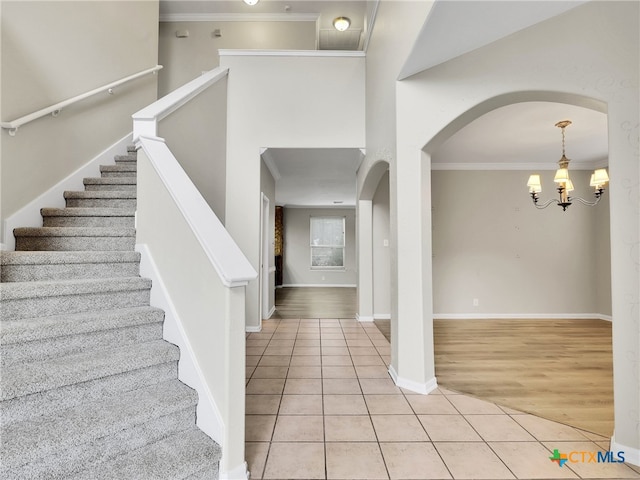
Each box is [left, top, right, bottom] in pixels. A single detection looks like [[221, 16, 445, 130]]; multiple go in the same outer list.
[[272, 288, 614, 437]]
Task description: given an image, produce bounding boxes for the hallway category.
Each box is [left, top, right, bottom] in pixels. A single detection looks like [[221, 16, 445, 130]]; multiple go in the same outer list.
[[245, 318, 639, 479]]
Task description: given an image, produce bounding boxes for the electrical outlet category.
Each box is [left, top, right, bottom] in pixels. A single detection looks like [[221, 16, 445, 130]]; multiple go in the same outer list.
[[473, 298, 479, 307], [322, 276, 325, 281]]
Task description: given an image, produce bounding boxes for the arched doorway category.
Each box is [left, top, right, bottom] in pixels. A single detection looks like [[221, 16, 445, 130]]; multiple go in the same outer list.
[[427, 99, 613, 435], [357, 160, 391, 323]]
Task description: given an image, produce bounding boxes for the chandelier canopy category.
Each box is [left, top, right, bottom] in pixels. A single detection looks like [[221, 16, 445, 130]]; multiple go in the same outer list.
[[526, 120, 609, 211]]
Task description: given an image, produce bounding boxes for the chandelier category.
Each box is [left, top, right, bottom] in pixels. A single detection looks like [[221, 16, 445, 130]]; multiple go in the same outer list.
[[526, 120, 609, 211]]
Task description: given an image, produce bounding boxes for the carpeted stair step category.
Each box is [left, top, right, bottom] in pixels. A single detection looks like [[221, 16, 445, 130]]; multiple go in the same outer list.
[[64, 190, 136, 208], [3, 406, 196, 480], [1, 380, 197, 479], [115, 153, 137, 163], [185, 469, 220, 480], [0, 360, 177, 427], [1, 250, 140, 281], [1, 339, 178, 402], [1, 306, 165, 367], [0, 143, 219, 478], [83, 177, 137, 191], [67, 427, 221, 480], [0, 276, 151, 320], [41, 207, 135, 228], [100, 164, 137, 177], [14, 226, 136, 251]]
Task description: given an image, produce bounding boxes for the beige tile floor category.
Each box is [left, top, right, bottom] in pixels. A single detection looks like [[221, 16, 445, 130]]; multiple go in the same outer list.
[[245, 318, 640, 480]]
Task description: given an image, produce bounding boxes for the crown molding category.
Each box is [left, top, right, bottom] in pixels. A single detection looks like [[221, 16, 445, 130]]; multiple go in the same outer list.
[[160, 12, 319, 23], [431, 159, 609, 171], [219, 49, 365, 57], [282, 204, 356, 209]]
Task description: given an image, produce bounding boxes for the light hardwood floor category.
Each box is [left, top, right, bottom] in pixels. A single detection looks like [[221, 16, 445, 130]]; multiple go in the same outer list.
[[271, 288, 614, 437], [432, 318, 614, 437], [273, 287, 356, 319]]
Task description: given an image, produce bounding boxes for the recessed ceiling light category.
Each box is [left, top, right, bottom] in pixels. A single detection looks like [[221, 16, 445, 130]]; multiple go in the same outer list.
[[243, 0, 259, 5], [333, 17, 350, 31]]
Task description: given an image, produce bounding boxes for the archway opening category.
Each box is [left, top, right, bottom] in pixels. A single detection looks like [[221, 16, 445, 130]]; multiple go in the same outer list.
[[425, 96, 613, 436]]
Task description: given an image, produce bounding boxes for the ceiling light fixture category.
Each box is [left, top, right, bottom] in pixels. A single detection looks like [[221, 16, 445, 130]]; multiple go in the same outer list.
[[527, 120, 609, 211], [333, 16, 351, 31], [243, 0, 259, 5]]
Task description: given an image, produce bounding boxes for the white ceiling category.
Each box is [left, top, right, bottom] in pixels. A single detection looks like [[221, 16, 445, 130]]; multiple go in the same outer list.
[[433, 102, 609, 170], [161, 0, 367, 27], [160, 0, 369, 49], [399, 0, 588, 80], [262, 148, 363, 207]]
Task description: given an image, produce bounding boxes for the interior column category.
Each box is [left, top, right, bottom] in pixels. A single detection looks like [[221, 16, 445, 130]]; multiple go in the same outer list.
[[357, 199, 374, 322]]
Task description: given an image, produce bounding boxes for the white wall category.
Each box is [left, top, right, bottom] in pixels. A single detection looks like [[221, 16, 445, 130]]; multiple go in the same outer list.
[[158, 21, 316, 94], [431, 169, 611, 317], [158, 77, 227, 222], [1, 0, 159, 228], [282, 207, 356, 287], [221, 52, 365, 330], [594, 189, 612, 316], [359, 1, 434, 187], [372, 171, 391, 317], [395, 0, 638, 461], [261, 158, 276, 317]]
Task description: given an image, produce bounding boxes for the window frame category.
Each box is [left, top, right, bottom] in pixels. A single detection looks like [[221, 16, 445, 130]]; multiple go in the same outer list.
[[309, 216, 346, 270]]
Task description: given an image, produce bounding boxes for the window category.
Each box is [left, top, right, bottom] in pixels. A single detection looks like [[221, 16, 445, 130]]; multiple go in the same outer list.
[[310, 216, 345, 269]]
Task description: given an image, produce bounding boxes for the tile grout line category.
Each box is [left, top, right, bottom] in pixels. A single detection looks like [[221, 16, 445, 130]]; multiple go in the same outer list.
[[346, 319, 391, 480]]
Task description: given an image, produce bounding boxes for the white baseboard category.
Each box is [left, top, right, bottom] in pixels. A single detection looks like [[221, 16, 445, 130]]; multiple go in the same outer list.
[[374, 313, 391, 320], [388, 365, 438, 395], [2, 133, 133, 250], [356, 314, 374, 322], [220, 461, 249, 480], [281, 284, 357, 288], [434, 313, 613, 322], [136, 243, 224, 445], [248, 306, 276, 332], [266, 305, 275, 319], [611, 432, 640, 467]]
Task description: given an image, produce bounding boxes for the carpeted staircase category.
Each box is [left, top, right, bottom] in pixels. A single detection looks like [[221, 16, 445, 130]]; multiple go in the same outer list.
[[0, 146, 222, 479]]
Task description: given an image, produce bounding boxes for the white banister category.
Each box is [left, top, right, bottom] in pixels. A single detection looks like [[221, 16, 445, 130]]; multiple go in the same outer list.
[[132, 67, 229, 142], [137, 136, 256, 287], [1, 65, 163, 136], [134, 67, 252, 477]]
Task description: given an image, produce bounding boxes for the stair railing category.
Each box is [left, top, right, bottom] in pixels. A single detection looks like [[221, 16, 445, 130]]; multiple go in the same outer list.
[[133, 66, 256, 480], [1, 65, 163, 136]]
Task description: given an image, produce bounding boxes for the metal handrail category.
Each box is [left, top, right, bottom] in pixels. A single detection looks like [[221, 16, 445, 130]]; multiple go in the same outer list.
[[1, 65, 163, 136]]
